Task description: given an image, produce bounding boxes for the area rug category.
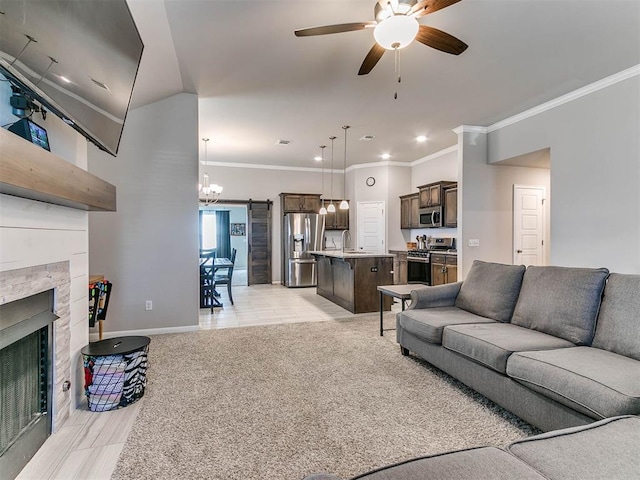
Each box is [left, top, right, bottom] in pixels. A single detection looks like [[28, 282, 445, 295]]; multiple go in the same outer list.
[[112, 316, 539, 480]]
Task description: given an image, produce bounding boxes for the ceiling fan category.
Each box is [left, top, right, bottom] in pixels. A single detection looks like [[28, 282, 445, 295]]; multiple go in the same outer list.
[[295, 0, 468, 75]]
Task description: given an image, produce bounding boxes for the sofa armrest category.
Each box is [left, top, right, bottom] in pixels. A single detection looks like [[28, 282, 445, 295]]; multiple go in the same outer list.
[[408, 282, 463, 309]]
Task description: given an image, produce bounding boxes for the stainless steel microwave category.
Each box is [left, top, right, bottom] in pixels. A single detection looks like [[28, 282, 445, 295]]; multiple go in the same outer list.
[[418, 206, 443, 228]]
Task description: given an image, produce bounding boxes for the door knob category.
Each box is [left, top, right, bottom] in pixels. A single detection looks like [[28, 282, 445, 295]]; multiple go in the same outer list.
[[516, 250, 523, 253]]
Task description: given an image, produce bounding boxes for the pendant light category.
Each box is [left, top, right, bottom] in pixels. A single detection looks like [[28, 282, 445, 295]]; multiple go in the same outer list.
[[339, 126, 350, 210], [327, 136, 337, 213], [319, 145, 327, 215]]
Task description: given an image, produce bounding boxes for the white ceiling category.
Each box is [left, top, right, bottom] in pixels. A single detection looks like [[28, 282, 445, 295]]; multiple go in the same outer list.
[[128, 0, 640, 168]]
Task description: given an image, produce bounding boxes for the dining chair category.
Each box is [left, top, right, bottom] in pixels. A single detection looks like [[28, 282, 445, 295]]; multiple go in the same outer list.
[[213, 248, 237, 305], [199, 249, 217, 310]]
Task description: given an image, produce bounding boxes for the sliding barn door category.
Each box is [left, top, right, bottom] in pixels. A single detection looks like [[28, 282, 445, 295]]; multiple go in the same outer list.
[[248, 201, 272, 285]]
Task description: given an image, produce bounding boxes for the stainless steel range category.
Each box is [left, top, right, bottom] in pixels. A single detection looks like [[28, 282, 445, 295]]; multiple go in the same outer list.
[[407, 237, 456, 284]]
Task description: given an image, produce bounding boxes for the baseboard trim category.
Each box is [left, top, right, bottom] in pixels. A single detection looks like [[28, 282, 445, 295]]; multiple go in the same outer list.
[[89, 325, 200, 341]]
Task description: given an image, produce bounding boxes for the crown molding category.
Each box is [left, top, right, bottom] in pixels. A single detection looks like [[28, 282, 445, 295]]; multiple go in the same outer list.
[[345, 160, 408, 173], [452, 125, 488, 135], [204, 146, 460, 174], [203, 161, 342, 174], [487, 64, 640, 133], [410, 145, 458, 166]]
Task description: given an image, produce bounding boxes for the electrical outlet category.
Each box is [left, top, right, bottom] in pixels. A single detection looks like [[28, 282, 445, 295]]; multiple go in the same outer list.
[[468, 239, 480, 247], [145, 300, 152, 311]]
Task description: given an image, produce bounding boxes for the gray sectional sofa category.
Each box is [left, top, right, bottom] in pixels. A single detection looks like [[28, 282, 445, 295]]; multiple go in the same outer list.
[[396, 261, 640, 432], [304, 415, 640, 480]]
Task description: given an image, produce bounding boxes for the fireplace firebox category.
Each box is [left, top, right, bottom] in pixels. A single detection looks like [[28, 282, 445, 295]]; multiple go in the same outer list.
[[0, 290, 58, 480]]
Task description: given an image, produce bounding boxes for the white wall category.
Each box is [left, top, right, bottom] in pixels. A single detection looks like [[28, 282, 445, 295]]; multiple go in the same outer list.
[[228, 206, 248, 269], [88, 93, 200, 334], [487, 75, 640, 273], [411, 148, 458, 189], [0, 78, 91, 408]]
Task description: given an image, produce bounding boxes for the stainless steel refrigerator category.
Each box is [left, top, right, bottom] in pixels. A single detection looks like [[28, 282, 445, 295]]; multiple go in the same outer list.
[[282, 213, 325, 287]]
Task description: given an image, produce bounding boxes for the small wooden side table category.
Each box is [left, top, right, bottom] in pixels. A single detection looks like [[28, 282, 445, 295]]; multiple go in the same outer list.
[[377, 284, 429, 336]]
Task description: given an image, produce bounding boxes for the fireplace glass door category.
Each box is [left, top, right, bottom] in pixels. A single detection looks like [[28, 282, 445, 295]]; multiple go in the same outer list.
[[0, 291, 56, 480], [0, 328, 48, 456]]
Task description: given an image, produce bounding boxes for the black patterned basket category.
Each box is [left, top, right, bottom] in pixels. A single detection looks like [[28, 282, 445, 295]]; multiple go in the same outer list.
[[81, 336, 150, 412]]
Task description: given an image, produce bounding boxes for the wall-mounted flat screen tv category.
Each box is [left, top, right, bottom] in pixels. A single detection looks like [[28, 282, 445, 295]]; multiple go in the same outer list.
[[0, 0, 144, 156]]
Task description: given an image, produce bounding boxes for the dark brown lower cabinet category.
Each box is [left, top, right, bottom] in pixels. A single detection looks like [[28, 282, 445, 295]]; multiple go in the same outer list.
[[315, 254, 393, 313], [390, 250, 408, 284], [430, 253, 457, 286]]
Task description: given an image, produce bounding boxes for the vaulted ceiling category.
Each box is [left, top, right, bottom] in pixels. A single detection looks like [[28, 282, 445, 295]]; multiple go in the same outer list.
[[128, 0, 640, 168]]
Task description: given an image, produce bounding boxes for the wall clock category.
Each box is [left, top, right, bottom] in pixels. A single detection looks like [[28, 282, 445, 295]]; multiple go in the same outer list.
[[366, 176, 375, 187]]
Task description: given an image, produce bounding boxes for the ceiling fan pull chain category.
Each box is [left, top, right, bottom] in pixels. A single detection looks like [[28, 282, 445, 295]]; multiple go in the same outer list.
[[394, 46, 401, 99]]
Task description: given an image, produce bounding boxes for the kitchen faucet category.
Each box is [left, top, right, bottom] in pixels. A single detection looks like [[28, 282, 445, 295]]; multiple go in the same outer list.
[[341, 229, 351, 253]]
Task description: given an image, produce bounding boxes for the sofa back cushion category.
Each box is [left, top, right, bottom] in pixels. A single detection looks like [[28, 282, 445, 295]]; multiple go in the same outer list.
[[454, 261, 526, 322], [592, 273, 640, 361], [511, 266, 609, 345]]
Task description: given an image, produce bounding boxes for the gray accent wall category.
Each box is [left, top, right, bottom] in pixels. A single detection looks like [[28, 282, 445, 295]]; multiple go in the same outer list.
[[88, 93, 200, 334], [487, 76, 640, 274], [348, 164, 412, 251], [458, 128, 551, 277]]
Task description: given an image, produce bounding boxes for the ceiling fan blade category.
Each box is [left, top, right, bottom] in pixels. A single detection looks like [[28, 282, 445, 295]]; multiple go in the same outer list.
[[295, 22, 376, 37], [358, 43, 386, 75], [410, 0, 461, 18], [415, 25, 468, 55]]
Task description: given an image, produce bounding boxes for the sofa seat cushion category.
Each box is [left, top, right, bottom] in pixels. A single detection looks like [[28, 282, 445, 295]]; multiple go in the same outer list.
[[442, 323, 575, 374], [507, 416, 640, 480], [510, 266, 609, 345], [592, 273, 640, 361], [506, 347, 640, 419], [345, 447, 545, 480], [397, 307, 496, 345]]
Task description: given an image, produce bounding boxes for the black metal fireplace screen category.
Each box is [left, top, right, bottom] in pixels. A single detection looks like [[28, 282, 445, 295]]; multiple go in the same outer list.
[[0, 290, 57, 480]]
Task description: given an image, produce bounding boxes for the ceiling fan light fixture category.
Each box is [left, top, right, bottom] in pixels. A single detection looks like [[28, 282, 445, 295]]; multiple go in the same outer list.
[[374, 15, 419, 50]]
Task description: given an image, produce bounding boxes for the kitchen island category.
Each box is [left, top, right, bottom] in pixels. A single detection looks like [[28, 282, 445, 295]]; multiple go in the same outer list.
[[310, 251, 394, 314]]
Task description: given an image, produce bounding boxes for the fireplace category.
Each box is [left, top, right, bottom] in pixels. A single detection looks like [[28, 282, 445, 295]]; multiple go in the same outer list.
[[0, 262, 72, 480], [0, 290, 58, 479]]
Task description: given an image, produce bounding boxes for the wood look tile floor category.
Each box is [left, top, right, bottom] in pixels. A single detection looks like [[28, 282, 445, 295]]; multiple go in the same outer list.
[[17, 284, 402, 480]]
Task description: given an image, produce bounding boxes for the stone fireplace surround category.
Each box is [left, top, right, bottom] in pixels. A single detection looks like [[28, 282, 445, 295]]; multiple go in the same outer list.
[[0, 261, 72, 430]]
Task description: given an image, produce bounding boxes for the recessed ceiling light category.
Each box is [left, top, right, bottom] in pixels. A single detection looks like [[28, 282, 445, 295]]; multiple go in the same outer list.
[[276, 139, 291, 145], [314, 156, 322, 161], [59, 75, 71, 83], [360, 135, 375, 142], [416, 135, 427, 143], [380, 153, 391, 160]]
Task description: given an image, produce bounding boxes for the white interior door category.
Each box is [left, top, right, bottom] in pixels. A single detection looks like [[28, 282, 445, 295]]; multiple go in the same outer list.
[[357, 201, 385, 253], [513, 185, 545, 266]]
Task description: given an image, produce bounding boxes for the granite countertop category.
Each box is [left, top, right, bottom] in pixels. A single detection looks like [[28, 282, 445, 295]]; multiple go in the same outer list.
[[309, 250, 395, 259]]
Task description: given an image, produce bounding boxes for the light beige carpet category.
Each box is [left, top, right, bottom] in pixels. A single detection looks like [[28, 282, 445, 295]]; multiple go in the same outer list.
[[112, 316, 538, 480]]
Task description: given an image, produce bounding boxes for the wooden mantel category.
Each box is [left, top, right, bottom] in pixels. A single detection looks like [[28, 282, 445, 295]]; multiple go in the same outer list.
[[0, 128, 116, 211]]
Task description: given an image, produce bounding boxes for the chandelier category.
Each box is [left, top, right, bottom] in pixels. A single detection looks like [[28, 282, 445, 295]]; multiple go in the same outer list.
[[199, 138, 223, 205]]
